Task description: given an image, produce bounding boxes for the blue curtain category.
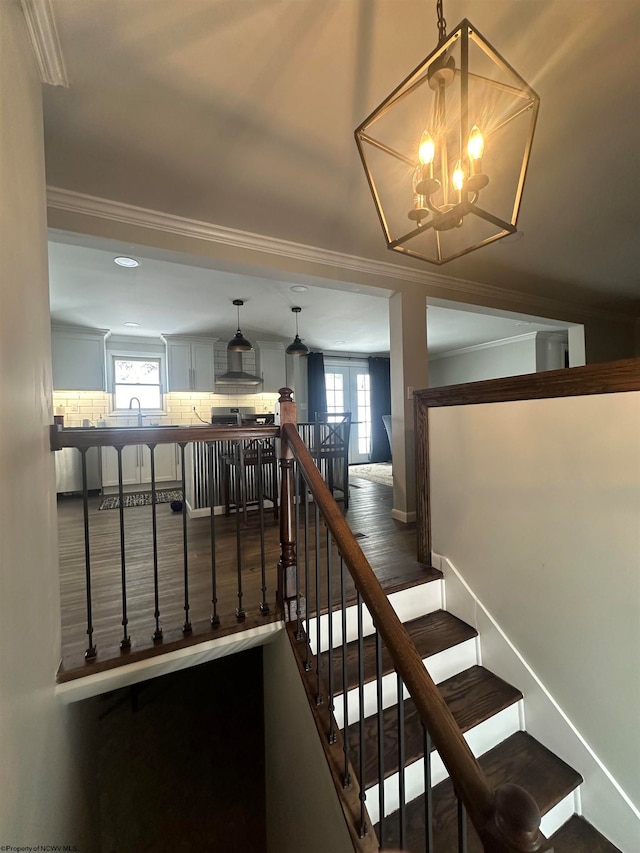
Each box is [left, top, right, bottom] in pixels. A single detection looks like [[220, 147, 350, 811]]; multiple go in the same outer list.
[[307, 352, 327, 423], [368, 356, 391, 462]]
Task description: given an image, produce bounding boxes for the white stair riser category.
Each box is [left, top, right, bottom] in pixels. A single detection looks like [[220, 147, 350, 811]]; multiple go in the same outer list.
[[364, 702, 522, 824], [332, 638, 478, 729], [540, 789, 581, 838], [308, 581, 443, 655]]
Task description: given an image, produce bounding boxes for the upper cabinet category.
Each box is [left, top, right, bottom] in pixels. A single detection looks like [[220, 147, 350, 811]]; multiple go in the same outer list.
[[51, 325, 109, 391], [162, 335, 217, 392], [256, 341, 286, 393]]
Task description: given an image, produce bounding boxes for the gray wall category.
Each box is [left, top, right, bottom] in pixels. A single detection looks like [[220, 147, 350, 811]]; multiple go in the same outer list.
[[430, 393, 640, 810], [0, 5, 95, 845], [263, 631, 354, 853], [429, 335, 537, 387]]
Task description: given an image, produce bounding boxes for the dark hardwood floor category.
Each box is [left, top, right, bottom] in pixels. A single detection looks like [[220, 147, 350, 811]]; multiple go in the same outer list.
[[57, 475, 437, 680]]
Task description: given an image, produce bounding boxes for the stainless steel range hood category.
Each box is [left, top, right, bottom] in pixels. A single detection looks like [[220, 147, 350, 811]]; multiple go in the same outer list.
[[216, 350, 263, 386]]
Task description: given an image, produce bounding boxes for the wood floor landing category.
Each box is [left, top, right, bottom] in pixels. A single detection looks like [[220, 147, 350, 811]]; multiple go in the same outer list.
[[58, 478, 435, 681]]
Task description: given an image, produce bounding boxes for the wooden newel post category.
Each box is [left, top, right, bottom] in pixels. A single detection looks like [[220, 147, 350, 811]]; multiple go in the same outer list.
[[480, 783, 552, 853], [275, 388, 298, 621]]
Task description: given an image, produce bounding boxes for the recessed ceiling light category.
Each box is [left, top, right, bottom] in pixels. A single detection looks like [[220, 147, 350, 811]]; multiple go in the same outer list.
[[290, 285, 307, 293], [114, 256, 139, 267], [124, 322, 140, 327], [334, 340, 346, 345]]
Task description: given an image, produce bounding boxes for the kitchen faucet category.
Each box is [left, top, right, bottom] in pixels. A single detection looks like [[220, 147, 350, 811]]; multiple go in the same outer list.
[[128, 396, 143, 427]]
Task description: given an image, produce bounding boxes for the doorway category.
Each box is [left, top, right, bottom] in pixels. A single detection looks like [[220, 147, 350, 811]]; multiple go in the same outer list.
[[324, 359, 371, 464]]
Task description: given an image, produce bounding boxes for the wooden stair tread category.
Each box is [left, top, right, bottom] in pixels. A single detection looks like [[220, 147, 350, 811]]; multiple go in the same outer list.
[[346, 665, 522, 790], [377, 731, 583, 852], [318, 566, 443, 619], [320, 610, 477, 695], [549, 815, 622, 853]]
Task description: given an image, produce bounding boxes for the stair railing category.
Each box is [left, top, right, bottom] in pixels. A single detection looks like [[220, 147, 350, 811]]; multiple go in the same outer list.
[[276, 390, 552, 853], [52, 421, 280, 677]]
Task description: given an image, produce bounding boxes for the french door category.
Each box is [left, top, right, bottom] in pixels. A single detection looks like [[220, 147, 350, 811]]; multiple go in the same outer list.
[[324, 361, 371, 464]]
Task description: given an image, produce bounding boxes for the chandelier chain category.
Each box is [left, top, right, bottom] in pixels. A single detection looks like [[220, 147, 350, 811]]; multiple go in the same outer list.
[[436, 0, 447, 42]]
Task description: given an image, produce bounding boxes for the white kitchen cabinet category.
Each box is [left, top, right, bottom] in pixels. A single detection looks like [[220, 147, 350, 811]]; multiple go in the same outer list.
[[51, 325, 109, 391], [102, 442, 178, 487], [256, 341, 286, 393], [162, 335, 217, 392]]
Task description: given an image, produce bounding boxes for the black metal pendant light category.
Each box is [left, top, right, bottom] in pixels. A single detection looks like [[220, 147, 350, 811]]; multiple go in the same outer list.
[[227, 299, 252, 352], [286, 307, 309, 356], [355, 0, 540, 264]]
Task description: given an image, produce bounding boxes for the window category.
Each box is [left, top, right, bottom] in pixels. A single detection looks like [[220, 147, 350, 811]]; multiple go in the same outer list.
[[323, 361, 371, 463], [325, 372, 344, 416], [113, 357, 162, 410], [356, 372, 371, 455]]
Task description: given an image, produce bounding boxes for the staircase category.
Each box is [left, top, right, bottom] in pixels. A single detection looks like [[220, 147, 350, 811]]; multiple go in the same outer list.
[[310, 572, 621, 852]]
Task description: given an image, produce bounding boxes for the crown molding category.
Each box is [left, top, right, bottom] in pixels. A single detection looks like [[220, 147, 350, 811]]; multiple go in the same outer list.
[[20, 0, 68, 87], [430, 331, 540, 361], [46, 186, 630, 324]]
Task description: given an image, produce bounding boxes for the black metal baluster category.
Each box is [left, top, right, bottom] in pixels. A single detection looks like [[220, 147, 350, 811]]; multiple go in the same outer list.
[[315, 501, 322, 706], [398, 673, 406, 850], [294, 461, 303, 640], [234, 441, 245, 620], [116, 446, 130, 649], [179, 442, 191, 633], [79, 449, 96, 660], [326, 529, 336, 744], [304, 482, 311, 671], [208, 442, 220, 627], [357, 591, 367, 837], [423, 724, 433, 853], [340, 554, 351, 788], [148, 444, 162, 642], [257, 442, 269, 615], [457, 795, 468, 853], [376, 630, 385, 843]]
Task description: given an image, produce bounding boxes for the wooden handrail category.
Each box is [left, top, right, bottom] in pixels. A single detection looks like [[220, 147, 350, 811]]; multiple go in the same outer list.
[[281, 422, 549, 852], [415, 356, 640, 409], [50, 423, 279, 450]]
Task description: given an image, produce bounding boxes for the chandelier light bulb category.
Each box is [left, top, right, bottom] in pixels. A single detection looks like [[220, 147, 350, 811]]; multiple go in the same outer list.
[[419, 131, 435, 166], [452, 160, 465, 193], [467, 125, 484, 161]]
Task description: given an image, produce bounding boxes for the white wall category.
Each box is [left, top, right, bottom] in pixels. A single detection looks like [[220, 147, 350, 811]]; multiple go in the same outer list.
[[263, 631, 354, 853], [429, 335, 537, 387], [429, 393, 640, 810], [0, 5, 95, 844]]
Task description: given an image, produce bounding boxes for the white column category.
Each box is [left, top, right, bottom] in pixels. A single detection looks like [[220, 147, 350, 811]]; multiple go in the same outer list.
[[388, 290, 428, 522]]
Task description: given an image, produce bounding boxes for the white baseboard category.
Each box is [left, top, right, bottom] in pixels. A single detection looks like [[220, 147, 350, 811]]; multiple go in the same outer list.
[[391, 508, 416, 523], [433, 551, 640, 852]]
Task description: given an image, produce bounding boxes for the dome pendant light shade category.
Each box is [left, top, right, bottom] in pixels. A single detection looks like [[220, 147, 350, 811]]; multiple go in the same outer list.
[[227, 299, 253, 352], [354, 3, 540, 264], [286, 307, 309, 356]]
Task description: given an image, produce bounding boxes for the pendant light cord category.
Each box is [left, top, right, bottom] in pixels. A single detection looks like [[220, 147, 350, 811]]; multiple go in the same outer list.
[[436, 0, 447, 43]]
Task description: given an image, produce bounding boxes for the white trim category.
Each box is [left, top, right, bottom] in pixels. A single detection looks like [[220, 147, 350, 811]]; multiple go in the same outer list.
[[45, 187, 630, 324], [431, 552, 640, 849], [56, 621, 284, 703], [391, 508, 416, 523], [20, 0, 68, 86], [429, 331, 539, 361]]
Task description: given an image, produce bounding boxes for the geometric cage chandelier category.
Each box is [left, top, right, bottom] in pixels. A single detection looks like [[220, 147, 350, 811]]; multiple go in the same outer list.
[[355, 0, 540, 264]]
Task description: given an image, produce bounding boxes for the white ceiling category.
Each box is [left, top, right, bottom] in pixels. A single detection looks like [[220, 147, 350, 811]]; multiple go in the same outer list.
[[48, 232, 570, 355], [42, 0, 638, 354]]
